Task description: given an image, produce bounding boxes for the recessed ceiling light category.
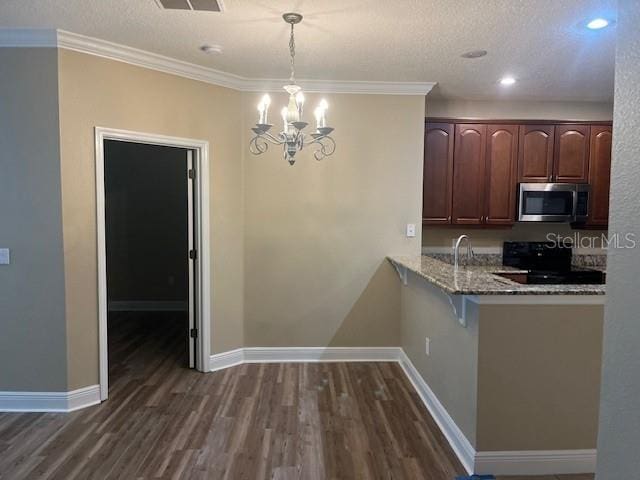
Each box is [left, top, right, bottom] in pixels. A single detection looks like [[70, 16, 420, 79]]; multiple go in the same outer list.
[[200, 44, 223, 54], [586, 18, 609, 30], [499, 76, 516, 86], [461, 49, 487, 59]]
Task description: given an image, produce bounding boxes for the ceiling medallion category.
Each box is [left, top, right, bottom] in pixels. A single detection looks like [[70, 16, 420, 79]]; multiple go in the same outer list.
[[249, 12, 336, 165]]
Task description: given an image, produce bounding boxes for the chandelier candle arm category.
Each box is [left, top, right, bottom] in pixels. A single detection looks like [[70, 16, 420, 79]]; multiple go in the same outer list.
[[249, 12, 336, 166]]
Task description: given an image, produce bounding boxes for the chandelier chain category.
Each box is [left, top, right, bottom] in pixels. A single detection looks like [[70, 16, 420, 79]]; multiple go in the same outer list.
[[289, 22, 296, 83]]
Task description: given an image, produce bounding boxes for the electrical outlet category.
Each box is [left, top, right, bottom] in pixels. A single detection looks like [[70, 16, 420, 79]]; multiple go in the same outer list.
[[0, 248, 9, 265], [425, 337, 431, 356], [406, 223, 416, 237]]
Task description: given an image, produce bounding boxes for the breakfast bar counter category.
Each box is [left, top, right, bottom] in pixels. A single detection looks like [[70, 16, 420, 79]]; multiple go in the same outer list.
[[389, 252, 605, 475], [387, 254, 606, 296]]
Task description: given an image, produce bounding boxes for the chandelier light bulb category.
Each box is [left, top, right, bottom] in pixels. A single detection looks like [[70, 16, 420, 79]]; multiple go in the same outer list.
[[314, 107, 323, 129], [281, 107, 289, 132], [257, 102, 266, 124], [316, 99, 328, 128], [295, 92, 305, 114], [286, 94, 300, 123], [262, 94, 272, 123]]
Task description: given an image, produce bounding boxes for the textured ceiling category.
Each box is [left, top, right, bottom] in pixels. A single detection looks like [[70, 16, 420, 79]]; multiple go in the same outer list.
[[0, 0, 617, 101]]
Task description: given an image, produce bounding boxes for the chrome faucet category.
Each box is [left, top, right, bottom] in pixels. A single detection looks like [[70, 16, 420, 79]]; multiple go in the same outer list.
[[453, 235, 474, 269]]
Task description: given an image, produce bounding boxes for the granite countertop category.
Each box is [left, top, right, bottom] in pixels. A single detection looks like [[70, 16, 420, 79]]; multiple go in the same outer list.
[[387, 254, 607, 296]]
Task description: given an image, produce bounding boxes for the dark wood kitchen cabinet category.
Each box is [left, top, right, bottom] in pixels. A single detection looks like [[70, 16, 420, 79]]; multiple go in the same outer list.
[[554, 124, 590, 183], [518, 124, 590, 183], [452, 124, 487, 224], [518, 125, 555, 182], [422, 123, 454, 224], [484, 125, 519, 225], [586, 125, 613, 226], [422, 118, 612, 229]]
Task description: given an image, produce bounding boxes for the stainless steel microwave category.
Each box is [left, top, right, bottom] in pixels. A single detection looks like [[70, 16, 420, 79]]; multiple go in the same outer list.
[[518, 183, 590, 222]]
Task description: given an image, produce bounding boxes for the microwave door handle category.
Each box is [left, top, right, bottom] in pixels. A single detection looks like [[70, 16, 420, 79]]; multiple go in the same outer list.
[[572, 189, 578, 219], [518, 186, 525, 221]]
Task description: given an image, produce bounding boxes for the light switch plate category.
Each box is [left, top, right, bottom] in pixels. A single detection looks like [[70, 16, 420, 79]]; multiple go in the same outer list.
[[406, 224, 416, 237], [0, 248, 9, 265]]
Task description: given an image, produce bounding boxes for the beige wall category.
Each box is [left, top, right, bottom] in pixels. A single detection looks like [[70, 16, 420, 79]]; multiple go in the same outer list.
[[56, 51, 426, 388], [58, 50, 245, 389], [400, 274, 604, 451], [401, 273, 479, 443], [243, 93, 425, 347], [596, 1, 640, 477], [477, 304, 603, 451], [0, 48, 68, 391], [426, 98, 613, 121]]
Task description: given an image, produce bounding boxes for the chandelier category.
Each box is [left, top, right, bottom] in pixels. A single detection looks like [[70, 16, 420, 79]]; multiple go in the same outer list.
[[249, 13, 336, 166]]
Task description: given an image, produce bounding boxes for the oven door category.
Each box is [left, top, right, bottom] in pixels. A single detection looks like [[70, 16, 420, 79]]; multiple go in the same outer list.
[[518, 183, 577, 222]]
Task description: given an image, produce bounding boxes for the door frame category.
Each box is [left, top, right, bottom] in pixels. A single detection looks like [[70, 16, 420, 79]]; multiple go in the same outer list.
[[94, 127, 211, 401]]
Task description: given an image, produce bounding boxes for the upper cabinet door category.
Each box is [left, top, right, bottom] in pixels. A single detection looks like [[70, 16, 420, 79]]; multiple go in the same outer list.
[[485, 125, 519, 225], [452, 124, 487, 225], [423, 123, 454, 224], [587, 125, 613, 226], [554, 125, 590, 183], [518, 125, 555, 182]]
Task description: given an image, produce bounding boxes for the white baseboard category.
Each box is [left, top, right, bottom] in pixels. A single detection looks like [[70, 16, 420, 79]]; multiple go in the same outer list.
[[0, 385, 101, 412], [398, 350, 595, 476], [398, 350, 476, 474], [209, 347, 401, 372], [244, 346, 402, 363], [474, 449, 597, 476], [209, 346, 596, 476], [209, 348, 244, 372], [108, 300, 188, 312]]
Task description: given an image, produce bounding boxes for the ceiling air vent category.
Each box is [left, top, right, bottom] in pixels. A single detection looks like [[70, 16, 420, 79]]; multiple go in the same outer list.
[[155, 0, 224, 12]]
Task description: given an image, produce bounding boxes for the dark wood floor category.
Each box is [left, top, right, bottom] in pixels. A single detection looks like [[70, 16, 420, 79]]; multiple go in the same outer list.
[[0, 313, 594, 480]]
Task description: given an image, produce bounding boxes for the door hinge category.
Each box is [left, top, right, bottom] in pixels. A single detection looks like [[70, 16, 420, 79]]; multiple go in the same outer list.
[[190, 328, 198, 338], [189, 249, 197, 260], [188, 168, 196, 180]]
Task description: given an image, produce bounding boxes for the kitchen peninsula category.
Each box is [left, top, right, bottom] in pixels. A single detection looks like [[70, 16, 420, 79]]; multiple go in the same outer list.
[[389, 253, 605, 476]]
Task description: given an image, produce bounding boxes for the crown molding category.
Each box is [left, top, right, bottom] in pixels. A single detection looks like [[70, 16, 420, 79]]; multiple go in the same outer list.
[[241, 78, 436, 95], [0, 28, 436, 95], [56, 29, 247, 90]]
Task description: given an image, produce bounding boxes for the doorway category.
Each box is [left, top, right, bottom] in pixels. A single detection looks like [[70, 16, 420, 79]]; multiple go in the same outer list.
[[95, 128, 211, 401]]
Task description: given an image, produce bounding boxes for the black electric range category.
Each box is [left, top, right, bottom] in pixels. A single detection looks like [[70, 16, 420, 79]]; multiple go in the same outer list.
[[501, 242, 605, 285]]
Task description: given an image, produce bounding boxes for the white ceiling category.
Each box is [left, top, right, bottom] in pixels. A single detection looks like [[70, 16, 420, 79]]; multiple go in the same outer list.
[[0, 0, 617, 101]]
